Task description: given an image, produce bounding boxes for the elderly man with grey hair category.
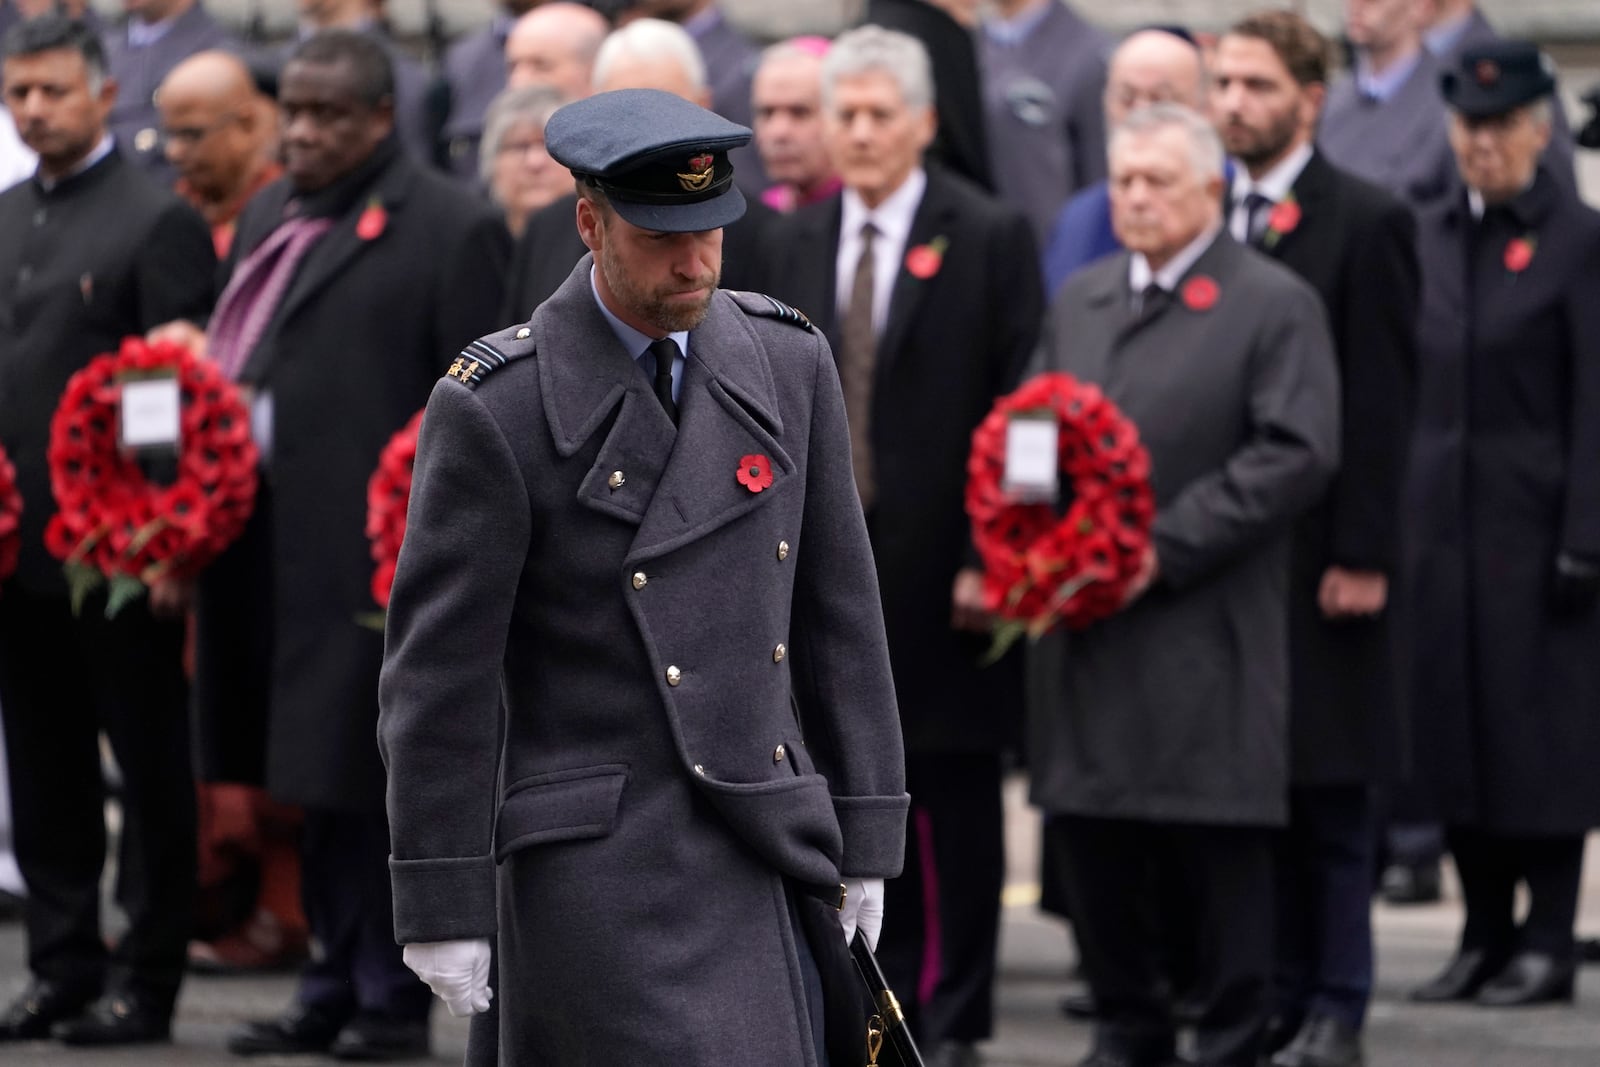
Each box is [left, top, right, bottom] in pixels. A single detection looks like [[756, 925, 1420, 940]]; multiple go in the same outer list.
[[1027, 103, 1340, 1067], [478, 85, 569, 238], [766, 24, 1043, 1067]]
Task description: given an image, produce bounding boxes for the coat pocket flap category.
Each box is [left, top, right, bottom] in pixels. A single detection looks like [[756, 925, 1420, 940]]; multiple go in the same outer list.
[[493, 764, 628, 862]]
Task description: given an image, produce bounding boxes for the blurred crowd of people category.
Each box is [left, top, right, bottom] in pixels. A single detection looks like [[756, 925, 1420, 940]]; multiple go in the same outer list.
[[0, 0, 1597, 1065]]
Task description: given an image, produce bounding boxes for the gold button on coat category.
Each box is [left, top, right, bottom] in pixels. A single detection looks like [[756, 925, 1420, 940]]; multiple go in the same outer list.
[[608, 470, 625, 490], [777, 541, 790, 561], [666, 665, 682, 686], [773, 643, 787, 663], [631, 572, 647, 590], [774, 744, 786, 763]]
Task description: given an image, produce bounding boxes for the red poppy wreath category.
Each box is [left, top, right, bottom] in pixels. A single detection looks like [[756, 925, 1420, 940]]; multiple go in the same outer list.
[[965, 372, 1155, 657], [0, 441, 21, 589], [366, 409, 424, 610], [46, 336, 259, 617]]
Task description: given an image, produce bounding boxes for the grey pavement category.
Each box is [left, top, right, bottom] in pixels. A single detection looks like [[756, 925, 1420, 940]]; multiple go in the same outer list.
[[5, 780, 1600, 1064]]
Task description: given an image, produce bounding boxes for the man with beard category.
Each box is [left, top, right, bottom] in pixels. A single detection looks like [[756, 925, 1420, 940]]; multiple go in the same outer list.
[[378, 86, 908, 1066], [1212, 11, 1418, 1067], [189, 30, 507, 1061]]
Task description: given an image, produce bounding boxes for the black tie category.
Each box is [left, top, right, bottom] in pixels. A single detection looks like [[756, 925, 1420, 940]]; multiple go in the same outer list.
[[647, 337, 680, 425], [1243, 192, 1273, 245], [1133, 283, 1168, 316]]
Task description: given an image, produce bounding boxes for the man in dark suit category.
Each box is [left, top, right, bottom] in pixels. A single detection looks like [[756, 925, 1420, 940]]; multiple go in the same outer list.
[[0, 14, 215, 1046], [103, 0, 235, 177], [1030, 103, 1340, 1067], [433, 0, 539, 180], [1212, 12, 1418, 1067], [379, 85, 908, 1067], [502, 16, 769, 320], [178, 31, 507, 1061], [766, 26, 1041, 1067]]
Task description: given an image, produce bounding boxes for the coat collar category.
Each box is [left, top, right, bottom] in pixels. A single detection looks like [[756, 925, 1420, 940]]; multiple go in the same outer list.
[[1085, 230, 1240, 343], [877, 166, 959, 376], [1440, 164, 1561, 232], [530, 257, 792, 560]]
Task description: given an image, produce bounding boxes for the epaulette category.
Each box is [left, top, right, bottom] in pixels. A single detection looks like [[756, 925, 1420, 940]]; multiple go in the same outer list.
[[443, 327, 535, 390], [727, 290, 815, 332]]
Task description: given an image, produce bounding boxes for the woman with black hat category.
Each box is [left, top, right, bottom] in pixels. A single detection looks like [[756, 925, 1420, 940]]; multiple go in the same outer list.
[[1404, 39, 1600, 1009]]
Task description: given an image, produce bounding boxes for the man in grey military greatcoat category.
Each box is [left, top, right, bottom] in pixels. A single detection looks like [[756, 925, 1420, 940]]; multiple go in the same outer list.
[[379, 88, 908, 1065]]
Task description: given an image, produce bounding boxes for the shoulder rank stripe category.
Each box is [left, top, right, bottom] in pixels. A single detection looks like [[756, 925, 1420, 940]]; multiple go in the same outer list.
[[728, 290, 815, 332], [445, 339, 518, 389]]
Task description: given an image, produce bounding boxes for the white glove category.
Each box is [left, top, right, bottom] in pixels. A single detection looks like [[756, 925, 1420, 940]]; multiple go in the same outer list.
[[839, 877, 885, 951], [402, 939, 493, 1017]]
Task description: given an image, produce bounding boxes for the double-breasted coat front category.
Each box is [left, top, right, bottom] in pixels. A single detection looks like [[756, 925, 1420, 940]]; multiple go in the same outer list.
[[379, 260, 909, 1065], [1404, 167, 1600, 835], [1027, 235, 1341, 827]]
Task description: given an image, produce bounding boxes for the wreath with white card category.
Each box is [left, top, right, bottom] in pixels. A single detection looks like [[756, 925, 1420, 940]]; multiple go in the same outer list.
[[965, 372, 1155, 657], [45, 337, 259, 617]]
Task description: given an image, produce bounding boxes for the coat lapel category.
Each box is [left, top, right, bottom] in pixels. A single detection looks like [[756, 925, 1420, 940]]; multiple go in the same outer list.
[[1266, 151, 1334, 261], [876, 172, 958, 378], [626, 291, 793, 563]]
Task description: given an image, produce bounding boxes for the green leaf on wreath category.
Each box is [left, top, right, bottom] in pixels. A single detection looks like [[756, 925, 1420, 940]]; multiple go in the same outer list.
[[104, 574, 148, 620], [980, 620, 1028, 667], [127, 516, 170, 555], [354, 610, 388, 633], [65, 563, 104, 618]]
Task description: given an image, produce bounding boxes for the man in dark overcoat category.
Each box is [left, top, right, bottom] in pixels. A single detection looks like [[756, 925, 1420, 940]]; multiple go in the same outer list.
[[104, 0, 235, 178], [0, 14, 215, 1046], [1212, 12, 1418, 1067], [1404, 41, 1600, 1009], [1030, 103, 1340, 1067], [186, 31, 507, 1060], [433, 0, 535, 179], [764, 26, 1041, 1066], [379, 87, 908, 1066]]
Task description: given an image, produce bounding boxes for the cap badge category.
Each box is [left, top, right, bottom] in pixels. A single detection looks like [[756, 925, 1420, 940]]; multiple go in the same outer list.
[[678, 153, 715, 192], [1475, 59, 1500, 87]]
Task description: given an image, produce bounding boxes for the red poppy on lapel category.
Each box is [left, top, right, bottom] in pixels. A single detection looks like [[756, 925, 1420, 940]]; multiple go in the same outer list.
[[1268, 199, 1301, 237], [1181, 275, 1219, 312], [737, 454, 773, 493], [356, 197, 388, 241], [904, 235, 949, 280], [1504, 236, 1535, 273]]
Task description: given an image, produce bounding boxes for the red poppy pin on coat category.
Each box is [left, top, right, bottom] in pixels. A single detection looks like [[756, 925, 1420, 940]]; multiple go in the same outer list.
[[1182, 275, 1219, 312], [1504, 236, 1535, 274], [737, 454, 773, 492], [356, 197, 387, 241], [905, 235, 949, 280]]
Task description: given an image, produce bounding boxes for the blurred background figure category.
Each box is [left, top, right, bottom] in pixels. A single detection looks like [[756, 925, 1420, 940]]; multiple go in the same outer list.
[[1212, 11, 1419, 1067], [159, 49, 281, 257], [1405, 40, 1600, 1011], [478, 82, 566, 235], [979, 0, 1108, 246], [503, 2, 607, 97], [104, 0, 237, 178], [434, 0, 540, 180], [1319, 0, 1452, 208], [751, 34, 836, 212]]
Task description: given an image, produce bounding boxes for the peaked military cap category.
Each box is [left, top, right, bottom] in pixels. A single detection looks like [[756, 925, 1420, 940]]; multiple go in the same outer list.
[[1441, 41, 1556, 119], [544, 88, 752, 233]]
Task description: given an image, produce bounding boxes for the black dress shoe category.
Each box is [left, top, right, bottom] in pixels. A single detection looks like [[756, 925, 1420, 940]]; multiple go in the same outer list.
[[1409, 949, 1504, 1002], [1262, 1013, 1303, 1057], [330, 1012, 430, 1061], [1270, 1014, 1363, 1067], [0, 978, 99, 1041], [227, 1001, 351, 1055], [1475, 952, 1576, 1007], [1379, 861, 1441, 905], [52, 992, 171, 1046], [1579, 937, 1600, 964], [1061, 988, 1099, 1020]]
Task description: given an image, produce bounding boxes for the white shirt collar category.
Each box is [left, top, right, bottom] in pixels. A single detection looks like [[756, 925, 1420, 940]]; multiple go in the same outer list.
[[1129, 222, 1222, 294], [1468, 188, 1485, 220], [840, 167, 926, 259], [1229, 141, 1313, 208]]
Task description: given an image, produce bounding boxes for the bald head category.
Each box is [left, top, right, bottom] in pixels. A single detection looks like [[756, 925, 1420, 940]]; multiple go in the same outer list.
[[506, 2, 610, 99], [591, 18, 709, 106], [157, 50, 275, 202], [1105, 29, 1207, 127]]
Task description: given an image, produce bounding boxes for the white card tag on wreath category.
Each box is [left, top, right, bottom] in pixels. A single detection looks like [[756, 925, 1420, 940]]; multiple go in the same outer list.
[[119, 375, 182, 451], [1002, 411, 1058, 504]]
